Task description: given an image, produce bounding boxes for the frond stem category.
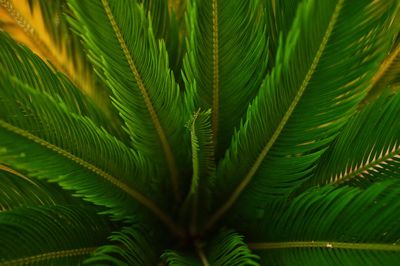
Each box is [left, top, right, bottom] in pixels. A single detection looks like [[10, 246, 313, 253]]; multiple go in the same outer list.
[[195, 242, 210, 266], [0, 247, 97, 266], [248, 241, 400, 251], [211, 0, 219, 149]]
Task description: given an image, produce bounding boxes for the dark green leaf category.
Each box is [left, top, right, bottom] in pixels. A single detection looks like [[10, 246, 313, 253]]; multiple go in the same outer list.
[[250, 181, 400, 265], [162, 229, 259, 266], [310, 93, 400, 187], [0, 205, 112, 265], [183, 0, 269, 157], [0, 165, 78, 211]]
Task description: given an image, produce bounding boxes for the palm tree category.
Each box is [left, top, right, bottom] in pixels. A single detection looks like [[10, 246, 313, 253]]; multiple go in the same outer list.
[[0, 0, 399, 265]]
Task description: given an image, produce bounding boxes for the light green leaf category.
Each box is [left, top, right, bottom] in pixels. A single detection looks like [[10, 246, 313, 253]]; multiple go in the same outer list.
[[180, 109, 215, 234], [85, 225, 161, 266]]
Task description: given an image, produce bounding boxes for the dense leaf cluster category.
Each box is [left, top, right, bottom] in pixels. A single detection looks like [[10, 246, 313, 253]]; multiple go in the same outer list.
[[0, 0, 399, 265]]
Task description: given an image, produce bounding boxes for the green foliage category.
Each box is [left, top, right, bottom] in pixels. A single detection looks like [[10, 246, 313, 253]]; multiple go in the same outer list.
[[0, 69, 156, 221], [85, 225, 161, 265], [68, 0, 190, 201], [162, 229, 259, 265], [0, 0, 399, 265], [0, 205, 112, 265], [215, 0, 395, 218], [255, 181, 400, 265], [0, 165, 78, 210], [183, 0, 268, 157], [0, 33, 106, 127], [311, 91, 400, 186]]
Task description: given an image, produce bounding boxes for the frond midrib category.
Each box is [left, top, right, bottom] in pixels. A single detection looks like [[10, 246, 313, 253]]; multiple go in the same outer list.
[[0, 247, 97, 266], [0, 119, 184, 237], [196, 242, 210, 266], [100, 0, 180, 201], [248, 241, 400, 251], [330, 143, 400, 184], [205, 0, 345, 231], [211, 0, 220, 148]]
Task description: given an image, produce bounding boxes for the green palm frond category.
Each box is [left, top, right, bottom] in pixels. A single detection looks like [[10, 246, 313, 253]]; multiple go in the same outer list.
[[183, 0, 269, 157], [0, 71, 164, 223], [207, 229, 259, 265], [262, 0, 301, 69], [139, 0, 185, 79], [310, 92, 400, 187], [180, 109, 215, 234], [162, 229, 259, 265], [0, 30, 129, 141], [0, 32, 107, 127], [250, 181, 400, 265], [68, 0, 189, 201], [23, 0, 130, 139], [162, 251, 201, 266], [0, 165, 78, 210], [85, 225, 160, 266], [0, 205, 112, 266], [0, 0, 106, 103], [187, 109, 215, 191], [210, 0, 398, 229], [0, 164, 115, 265], [362, 11, 400, 104], [140, 0, 170, 38], [0, 0, 399, 265]]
